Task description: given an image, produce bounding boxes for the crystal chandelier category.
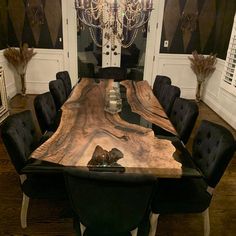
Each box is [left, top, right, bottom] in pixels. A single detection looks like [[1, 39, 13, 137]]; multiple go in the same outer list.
[[75, 0, 153, 48]]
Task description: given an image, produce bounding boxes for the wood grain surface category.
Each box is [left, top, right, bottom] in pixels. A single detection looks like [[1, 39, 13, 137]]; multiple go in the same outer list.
[[31, 78, 182, 177], [121, 80, 177, 135]]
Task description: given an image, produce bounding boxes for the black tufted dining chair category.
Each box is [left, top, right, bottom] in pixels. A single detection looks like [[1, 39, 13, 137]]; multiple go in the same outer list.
[[49, 79, 67, 110], [64, 168, 156, 236], [158, 84, 181, 116], [99, 67, 127, 81], [152, 75, 171, 100], [1, 110, 67, 228], [153, 97, 199, 145], [56, 71, 72, 97], [149, 120, 236, 236], [34, 92, 61, 134]]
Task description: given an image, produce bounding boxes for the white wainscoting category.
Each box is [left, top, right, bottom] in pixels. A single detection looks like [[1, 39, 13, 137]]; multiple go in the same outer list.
[[154, 54, 236, 129], [0, 49, 65, 96], [24, 49, 64, 94], [153, 54, 197, 99], [0, 50, 17, 98]]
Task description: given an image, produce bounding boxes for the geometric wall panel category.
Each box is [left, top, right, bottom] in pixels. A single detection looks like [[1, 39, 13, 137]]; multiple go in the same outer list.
[[160, 0, 236, 59], [163, 0, 180, 52], [181, 0, 198, 52], [26, 0, 44, 45], [44, 0, 62, 48], [1, 0, 63, 49], [199, 0, 216, 51], [8, 0, 25, 43]]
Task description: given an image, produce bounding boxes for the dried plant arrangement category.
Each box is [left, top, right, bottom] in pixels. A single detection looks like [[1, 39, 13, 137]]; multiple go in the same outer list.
[[189, 50, 217, 102], [4, 43, 36, 95]]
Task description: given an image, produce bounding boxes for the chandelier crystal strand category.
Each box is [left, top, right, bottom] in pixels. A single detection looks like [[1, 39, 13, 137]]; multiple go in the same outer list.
[[75, 0, 153, 47]]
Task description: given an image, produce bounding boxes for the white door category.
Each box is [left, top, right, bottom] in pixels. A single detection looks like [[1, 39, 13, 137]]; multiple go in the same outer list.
[[64, 0, 160, 84]]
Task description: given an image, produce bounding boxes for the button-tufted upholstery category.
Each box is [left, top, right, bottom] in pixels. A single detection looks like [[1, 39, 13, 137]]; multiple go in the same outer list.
[[49, 79, 67, 111], [34, 92, 61, 134], [152, 75, 171, 100], [192, 120, 236, 188], [158, 84, 181, 116], [1, 110, 38, 174], [1, 110, 68, 228], [64, 168, 156, 236], [170, 97, 199, 144], [153, 97, 199, 144], [56, 71, 72, 97], [99, 67, 127, 81], [151, 120, 236, 236]]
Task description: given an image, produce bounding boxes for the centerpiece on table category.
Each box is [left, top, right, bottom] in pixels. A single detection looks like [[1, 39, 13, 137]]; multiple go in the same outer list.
[[104, 79, 122, 114], [188, 50, 217, 102], [4, 43, 36, 96]]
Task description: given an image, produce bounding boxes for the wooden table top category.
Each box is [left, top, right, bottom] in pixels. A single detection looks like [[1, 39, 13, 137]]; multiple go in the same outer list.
[[30, 78, 198, 178]]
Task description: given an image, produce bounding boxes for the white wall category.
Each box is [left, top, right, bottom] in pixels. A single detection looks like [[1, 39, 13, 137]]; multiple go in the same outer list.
[[0, 50, 17, 98], [1, 49, 65, 96], [153, 53, 236, 129]]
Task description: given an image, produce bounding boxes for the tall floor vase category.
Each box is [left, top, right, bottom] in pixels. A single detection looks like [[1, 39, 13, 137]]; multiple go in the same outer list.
[[195, 81, 202, 103], [20, 74, 26, 96]]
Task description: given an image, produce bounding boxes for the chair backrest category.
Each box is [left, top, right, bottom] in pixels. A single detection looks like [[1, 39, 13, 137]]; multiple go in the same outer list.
[[99, 67, 127, 81], [56, 71, 72, 97], [34, 92, 58, 134], [64, 168, 156, 234], [1, 110, 38, 174], [159, 84, 181, 116], [170, 97, 199, 144], [192, 120, 236, 188], [78, 59, 95, 78], [153, 75, 171, 99], [49, 79, 67, 110]]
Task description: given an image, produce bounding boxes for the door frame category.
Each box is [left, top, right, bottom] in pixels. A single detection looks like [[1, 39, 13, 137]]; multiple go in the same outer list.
[[63, 0, 162, 85]]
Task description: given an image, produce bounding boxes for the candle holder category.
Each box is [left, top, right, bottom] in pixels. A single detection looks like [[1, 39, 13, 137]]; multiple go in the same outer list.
[[104, 86, 122, 114]]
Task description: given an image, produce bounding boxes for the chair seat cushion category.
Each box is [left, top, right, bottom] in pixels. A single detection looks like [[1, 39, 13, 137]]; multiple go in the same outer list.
[[152, 177, 212, 214], [22, 173, 67, 199]]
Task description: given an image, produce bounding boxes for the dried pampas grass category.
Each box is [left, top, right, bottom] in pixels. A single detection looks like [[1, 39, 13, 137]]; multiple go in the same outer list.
[[188, 50, 217, 82], [4, 43, 36, 75]]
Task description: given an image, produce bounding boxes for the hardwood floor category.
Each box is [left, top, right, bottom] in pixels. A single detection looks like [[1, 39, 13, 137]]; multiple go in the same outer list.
[[0, 94, 235, 236]]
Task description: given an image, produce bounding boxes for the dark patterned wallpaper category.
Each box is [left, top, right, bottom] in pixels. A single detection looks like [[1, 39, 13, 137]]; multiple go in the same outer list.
[[160, 0, 236, 59], [0, 0, 63, 50]]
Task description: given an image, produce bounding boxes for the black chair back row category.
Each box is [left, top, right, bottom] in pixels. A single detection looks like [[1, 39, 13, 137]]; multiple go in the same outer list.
[[99, 67, 127, 81], [152, 75, 198, 145], [34, 71, 72, 135], [150, 120, 236, 236], [152, 75, 171, 99], [56, 71, 72, 97], [34, 92, 61, 134], [49, 79, 67, 111]]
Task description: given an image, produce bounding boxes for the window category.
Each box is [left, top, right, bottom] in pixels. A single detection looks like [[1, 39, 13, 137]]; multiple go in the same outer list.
[[221, 13, 236, 96]]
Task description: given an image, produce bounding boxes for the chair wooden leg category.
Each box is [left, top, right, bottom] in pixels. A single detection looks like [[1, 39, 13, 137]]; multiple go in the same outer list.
[[21, 193, 29, 228], [203, 208, 210, 236], [149, 213, 159, 236], [80, 222, 86, 235], [131, 228, 138, 236]]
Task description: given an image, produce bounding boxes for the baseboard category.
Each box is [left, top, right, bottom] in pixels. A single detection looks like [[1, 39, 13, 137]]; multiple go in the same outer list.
[[203, 93, 236, 130]]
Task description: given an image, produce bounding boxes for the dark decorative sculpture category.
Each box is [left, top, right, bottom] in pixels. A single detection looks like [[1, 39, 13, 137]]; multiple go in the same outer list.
[[87, 145, 124, 171]]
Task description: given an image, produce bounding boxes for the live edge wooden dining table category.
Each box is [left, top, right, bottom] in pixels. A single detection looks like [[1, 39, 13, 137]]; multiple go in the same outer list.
[[23, 78, 201, 178]]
